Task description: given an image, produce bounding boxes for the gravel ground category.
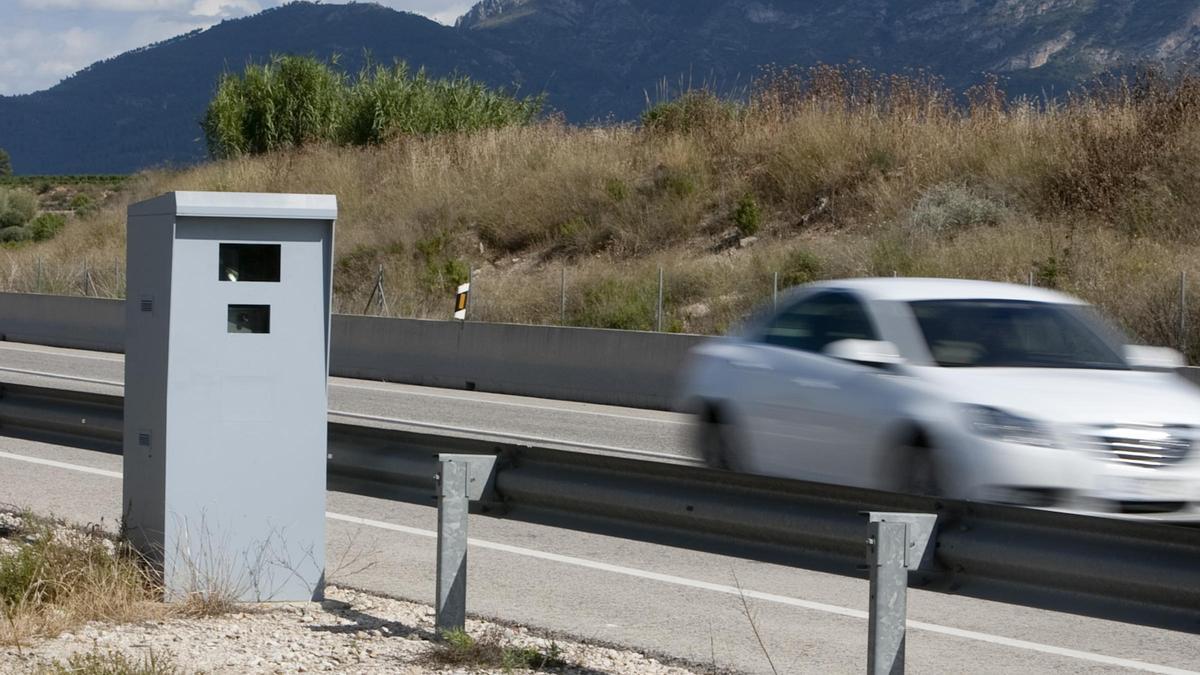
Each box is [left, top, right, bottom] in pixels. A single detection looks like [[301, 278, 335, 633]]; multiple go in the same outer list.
[[1, 585, 707, 674], [0, 510, 711, 674]]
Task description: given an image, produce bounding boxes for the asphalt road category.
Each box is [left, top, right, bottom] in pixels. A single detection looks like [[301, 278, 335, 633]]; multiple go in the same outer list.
[[0, 341, 695, 463], [1, 436, 1198, 674], [0, 342, 1198, 673]]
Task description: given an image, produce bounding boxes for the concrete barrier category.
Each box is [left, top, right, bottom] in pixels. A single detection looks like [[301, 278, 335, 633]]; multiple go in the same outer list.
[[331, 315, 704, 409], [0, 293, 124, 353], [0, 293, 704, 410]]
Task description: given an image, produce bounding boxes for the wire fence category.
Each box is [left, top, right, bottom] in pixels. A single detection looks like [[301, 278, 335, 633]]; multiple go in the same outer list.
[[348, 265, 1200, 359], [0, 255, 1195, 362]]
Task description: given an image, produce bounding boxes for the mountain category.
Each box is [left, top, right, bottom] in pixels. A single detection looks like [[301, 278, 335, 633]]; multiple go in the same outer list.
[[4, 0, 1200, 174]]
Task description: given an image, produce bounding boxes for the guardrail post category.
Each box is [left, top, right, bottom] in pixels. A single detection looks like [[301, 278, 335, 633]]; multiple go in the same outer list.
[[865, 512, 937, 675], [435, 453, 498, 634]]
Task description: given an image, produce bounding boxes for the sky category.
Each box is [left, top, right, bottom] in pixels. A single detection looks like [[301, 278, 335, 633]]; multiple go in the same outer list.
[[0, 0, 474, 96]]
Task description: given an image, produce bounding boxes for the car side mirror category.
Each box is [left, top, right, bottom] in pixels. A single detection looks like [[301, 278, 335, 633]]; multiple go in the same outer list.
[[1124, 345, 1186, 370], [823, 339, 904, 366]]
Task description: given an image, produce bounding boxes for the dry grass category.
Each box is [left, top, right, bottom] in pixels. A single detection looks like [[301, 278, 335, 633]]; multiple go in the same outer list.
[[0, 511, 166, 647], [8, 65, 1200, 356], [426, 628, 567, 671]]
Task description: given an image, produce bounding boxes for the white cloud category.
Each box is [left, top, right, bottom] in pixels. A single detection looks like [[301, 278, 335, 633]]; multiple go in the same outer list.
[[189, 0, 260, 18], [20, 0, 188, 11]]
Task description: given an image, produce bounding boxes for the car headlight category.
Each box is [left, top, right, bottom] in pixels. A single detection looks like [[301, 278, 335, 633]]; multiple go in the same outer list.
[[962, 405, 1057, 448]]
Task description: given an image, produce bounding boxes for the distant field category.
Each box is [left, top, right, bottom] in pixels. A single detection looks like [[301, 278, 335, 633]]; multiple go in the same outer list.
[[0, 175, 129, 188]]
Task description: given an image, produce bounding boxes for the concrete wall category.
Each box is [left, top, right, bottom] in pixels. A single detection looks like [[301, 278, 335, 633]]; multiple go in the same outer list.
[[0, 293, 124, 352], [0, 293, 704, 410], [331, 315, 704, 409]]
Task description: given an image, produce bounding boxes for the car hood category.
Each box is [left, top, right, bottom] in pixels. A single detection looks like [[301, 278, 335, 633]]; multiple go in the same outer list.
[[910, 366, 1200, 426]]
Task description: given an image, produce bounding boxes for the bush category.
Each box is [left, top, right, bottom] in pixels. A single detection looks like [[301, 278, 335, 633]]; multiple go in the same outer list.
[[0, 188, 37, 229], [908, 183, 1009, 235], [0, 148, 11, 177], [42, 648, 184, 675], [0, 226, 30, 243], [779, 248, 822, 287], [203, 55, 542, 158], [573, 277, 656, 330], [28, 213, 66, 242], [69, 193, 96, 217], [734, 193, 761, 236], [642, 89, 740, 134], [427, 629, 566, 671]]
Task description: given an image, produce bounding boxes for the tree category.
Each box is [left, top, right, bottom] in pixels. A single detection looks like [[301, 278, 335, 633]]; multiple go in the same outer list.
[[0, 148, 11, 177]]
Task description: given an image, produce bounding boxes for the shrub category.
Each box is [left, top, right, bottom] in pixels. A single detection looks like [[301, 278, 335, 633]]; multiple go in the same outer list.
[[202, 55, 542, 157], [642, 89, 740, 134], [734, 193, 761, 236], [42, 648, 185, 675], [69, 193, 96, 217], [573, 277, 656, 330], [0, 226, 30, 243], [908, 183, 1009, 235], [427, 629, 566, 671], [202, 55, 346, 158], [779, 248, 822, 287], [342, 63, 542, 145], [0, 148, 11, 177], [0, 188, 37, 229], [28, 213, 66, 242]]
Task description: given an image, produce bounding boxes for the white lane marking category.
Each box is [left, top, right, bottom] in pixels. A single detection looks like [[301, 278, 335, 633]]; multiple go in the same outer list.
[[1, 449, 1189, 675], [329, 410, 697, 464], [0, 366, 123, 387], [331, 380, 688, 425], [0, 342, 123, 363], [0, 450, 122, 478], [327, 512, 1197, 675]]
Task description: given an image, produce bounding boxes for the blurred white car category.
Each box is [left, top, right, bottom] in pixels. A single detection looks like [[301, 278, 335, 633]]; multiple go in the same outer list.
[[677, 278, 1200, 520]]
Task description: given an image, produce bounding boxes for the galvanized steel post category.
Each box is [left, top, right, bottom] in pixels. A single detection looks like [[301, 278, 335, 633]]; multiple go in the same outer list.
[[865, 512, 937, 675], [436, 456, 470, 633], [435, 453, 498, 635]]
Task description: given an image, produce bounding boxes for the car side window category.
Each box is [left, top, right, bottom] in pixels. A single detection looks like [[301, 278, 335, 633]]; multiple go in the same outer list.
[[760, 292, 877, 354]]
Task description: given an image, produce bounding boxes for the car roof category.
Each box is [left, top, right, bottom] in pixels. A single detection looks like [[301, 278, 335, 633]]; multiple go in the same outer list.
[[806, 277, 1087, 305]]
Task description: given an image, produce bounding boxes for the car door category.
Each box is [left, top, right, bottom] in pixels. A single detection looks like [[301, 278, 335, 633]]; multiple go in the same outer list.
[[739, 291, 891, 485]]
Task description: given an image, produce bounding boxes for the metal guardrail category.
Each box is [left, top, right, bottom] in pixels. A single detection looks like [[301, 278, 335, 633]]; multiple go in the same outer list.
[[1, 380, 1198, 632]]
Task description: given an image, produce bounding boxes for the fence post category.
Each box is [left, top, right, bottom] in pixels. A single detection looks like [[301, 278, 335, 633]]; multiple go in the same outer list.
[[434, 454, 498, 635], [466, 267, 474, 321], [1181, 271, 1187, 354], [773, 271, 779, 310], [865, 512, 937, 675], [656, 267, 664, 332], [560, 266, 567, 326]]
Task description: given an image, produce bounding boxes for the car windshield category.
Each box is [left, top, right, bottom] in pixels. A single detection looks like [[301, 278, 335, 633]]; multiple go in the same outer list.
[[909, 299, 1129, 369]]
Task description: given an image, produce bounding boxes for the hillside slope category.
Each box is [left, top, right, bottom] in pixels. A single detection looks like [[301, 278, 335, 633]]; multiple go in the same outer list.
[[4, 0, 1200, 173]]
